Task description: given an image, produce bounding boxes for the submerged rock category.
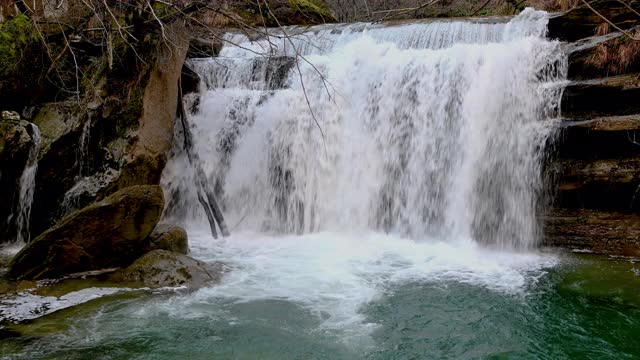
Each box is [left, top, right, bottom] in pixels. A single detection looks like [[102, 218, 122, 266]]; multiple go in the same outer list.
[[144, 224, 189, 255], [8, 185, 164, 280], [111, 250, 225, 288]]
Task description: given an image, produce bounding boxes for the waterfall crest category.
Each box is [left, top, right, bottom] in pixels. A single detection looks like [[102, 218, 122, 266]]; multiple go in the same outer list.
[[163, 9, 567, 250]]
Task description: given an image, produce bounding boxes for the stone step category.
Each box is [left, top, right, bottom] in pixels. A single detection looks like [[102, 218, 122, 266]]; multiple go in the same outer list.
[[555, 114, 640, 159], [543, 209, 640, 256], [549, 157, 640, 211], [561, 74, 640, 118], [548, 0, 640, 42]]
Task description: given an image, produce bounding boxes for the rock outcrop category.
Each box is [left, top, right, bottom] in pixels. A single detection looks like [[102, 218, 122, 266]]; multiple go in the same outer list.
[[8, 185, 164, 280], [26, 28, 189, 239], [111, 250, 225, 288], [547, 5, 640, 255]]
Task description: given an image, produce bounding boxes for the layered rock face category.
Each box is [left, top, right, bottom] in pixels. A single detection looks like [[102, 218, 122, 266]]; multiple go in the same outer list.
[[26, 30, 189, 240], [545, 1, 640, 255]]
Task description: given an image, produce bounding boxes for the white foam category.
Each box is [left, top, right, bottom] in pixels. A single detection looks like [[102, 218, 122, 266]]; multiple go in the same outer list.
[[0, 287, 132, 323], [166, 230, 557, 334]]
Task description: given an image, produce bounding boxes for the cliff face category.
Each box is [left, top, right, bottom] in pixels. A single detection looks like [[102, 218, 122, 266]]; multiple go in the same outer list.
[[544, 1, 640, 255]]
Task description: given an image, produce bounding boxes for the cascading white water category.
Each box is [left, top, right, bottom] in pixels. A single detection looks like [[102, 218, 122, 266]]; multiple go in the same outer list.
[[15, 124, 41, 243], [78, 114, 91, 177], [163, 9, 567, 250]]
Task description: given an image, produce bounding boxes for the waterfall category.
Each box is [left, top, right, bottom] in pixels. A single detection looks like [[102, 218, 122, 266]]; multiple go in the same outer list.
[[163, 8, 567, 250], [15, 124, 41, 243], [78, 114, 91, 178]]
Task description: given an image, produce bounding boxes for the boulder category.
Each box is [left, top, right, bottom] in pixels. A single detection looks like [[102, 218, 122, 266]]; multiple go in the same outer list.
[[144, 224, 189, 255], [8, 185, 164, 280], [111, 250, 225, 288]]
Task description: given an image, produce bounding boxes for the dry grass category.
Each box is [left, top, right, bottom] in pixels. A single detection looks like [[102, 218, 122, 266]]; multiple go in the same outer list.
[[586, 29, 640, 74], [595, 22, 611, 36]]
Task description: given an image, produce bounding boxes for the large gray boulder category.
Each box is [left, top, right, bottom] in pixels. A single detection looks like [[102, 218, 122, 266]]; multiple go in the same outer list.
[[8, 185, 164, 280], [111, 250, 225, 288]]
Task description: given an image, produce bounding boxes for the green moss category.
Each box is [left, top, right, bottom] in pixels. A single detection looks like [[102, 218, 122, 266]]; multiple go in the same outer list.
[[0, 15, 37, 78], [287, 0, 336, 22]]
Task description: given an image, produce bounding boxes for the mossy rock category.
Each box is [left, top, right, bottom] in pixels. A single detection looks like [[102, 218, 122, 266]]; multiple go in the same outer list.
[[265, 0, 336, 26], [8, 185, 164, 280], [144, 224, 189, 255], [111, 250, 225, 288], [288, 0, 335, 21]]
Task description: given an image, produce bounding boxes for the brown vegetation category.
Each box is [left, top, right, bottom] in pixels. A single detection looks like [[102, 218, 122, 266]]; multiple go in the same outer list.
[[586, 29, 640, 75]]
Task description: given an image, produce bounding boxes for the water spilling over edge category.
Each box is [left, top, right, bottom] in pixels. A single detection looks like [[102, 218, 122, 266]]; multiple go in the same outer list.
[[163, 8, 568, 250]]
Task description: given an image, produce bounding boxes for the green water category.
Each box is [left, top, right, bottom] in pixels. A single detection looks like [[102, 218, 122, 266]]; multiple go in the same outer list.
[[1, 253, 639, 359]]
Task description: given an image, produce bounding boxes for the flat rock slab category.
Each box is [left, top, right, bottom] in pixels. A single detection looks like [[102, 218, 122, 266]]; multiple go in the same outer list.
[[544, 209, 640, 256]]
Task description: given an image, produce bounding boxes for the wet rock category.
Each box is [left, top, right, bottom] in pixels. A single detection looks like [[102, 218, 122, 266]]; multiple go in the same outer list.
[[556, 115, 640, 160], [112, 250, 225, 288], [28, 102, 87, 237], [31, 102, 83, 158], [8, 185, 164, 280], [28, 30, 188, 240], [144, 224, 189, 255], [544, 209, 640, 256], [550, 157, 640, 211], [561, 75, 640, 119]]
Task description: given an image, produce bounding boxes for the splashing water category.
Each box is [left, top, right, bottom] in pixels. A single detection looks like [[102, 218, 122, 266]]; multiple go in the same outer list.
[[164, 8, 567, 250]]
